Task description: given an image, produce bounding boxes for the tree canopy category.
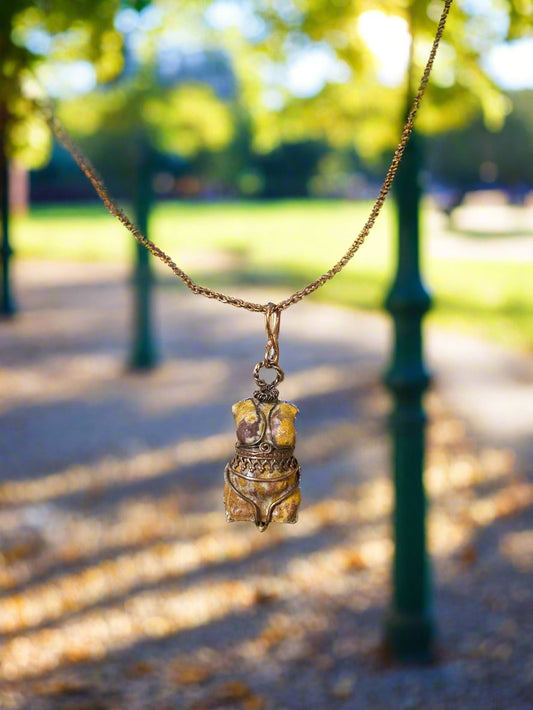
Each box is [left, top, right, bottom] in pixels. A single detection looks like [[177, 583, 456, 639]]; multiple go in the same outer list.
[[2, 0, 532, 167], [218, 0, 532, 158], [0, 0, 148, 165]]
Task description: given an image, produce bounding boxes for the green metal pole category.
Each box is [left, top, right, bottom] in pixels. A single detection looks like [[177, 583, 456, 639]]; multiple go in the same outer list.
[[0, 102, 15, 317], [383, 127, 434, 662], [129, 137, 157, 370]]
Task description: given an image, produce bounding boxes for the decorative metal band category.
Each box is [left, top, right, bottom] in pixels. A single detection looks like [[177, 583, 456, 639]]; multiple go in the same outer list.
[[227, 460, 298, 484], [225, 463, 301, 532], [230, 453, 298, 478], [235, 441, 294, 458]]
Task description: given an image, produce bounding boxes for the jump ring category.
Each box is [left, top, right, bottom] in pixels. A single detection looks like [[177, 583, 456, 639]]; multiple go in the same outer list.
[[253, 361, 284, 389]]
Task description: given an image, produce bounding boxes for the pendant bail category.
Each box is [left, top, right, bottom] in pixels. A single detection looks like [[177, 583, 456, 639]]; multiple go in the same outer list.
[[264, 302, 281, 366], [253, 303, 284, 402]]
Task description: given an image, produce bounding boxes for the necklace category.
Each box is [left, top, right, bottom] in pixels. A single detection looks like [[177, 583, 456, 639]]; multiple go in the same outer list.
[[39, 0, 453, 530]]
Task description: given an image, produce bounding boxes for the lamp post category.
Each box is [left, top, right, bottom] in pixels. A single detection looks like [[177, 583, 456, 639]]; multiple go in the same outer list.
[[383, 127, 434, 662], [129, 135, 157, 370], [0, 102, 15, 317]]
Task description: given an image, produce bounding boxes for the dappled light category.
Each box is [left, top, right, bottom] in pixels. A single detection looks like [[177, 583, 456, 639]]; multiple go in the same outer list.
[[0, 432, 232, 507], [1, 0, 532, 706], [0, 267, 531, 708], [1, 449, 527, 684], [0, 403, 529, 688], [501, 530, 533, 572]]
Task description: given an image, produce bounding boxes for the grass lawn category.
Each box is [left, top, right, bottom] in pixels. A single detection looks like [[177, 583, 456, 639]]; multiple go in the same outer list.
[[12, 200, 533, 351]]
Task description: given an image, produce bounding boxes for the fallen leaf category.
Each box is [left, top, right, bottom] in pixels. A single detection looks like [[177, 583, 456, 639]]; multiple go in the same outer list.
[[126, 660, 155, 678], [0, 528, 45, 565], [33, 679, 90, 697], [330, 674, 356, 700], [215, 680, 252, 702], [242, 695, 265, 710], [171, 662, 212, 686], [252, 588, 278, 605], [459, 544, 478, 566], [343, 550, 367, 570], [189, 679, 255, 709]]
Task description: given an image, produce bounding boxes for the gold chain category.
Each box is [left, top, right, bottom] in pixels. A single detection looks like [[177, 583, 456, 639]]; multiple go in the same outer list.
[[40, 0, 453, 315]]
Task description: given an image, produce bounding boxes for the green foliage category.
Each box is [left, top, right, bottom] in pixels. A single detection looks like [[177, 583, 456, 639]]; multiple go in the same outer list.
[[224, 0, 532, 157], [507, 0, 533, 38], [59, 75, 234, 152], [3, 1, 531, 169], [2, 0, 531, 180], [0, 0, 147, 166], [56, 65, 234, 200], [142, 84, 234, 156]]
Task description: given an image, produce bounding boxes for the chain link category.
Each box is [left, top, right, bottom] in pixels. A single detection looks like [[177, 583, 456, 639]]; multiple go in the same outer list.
[[39, 0, 453, 315]]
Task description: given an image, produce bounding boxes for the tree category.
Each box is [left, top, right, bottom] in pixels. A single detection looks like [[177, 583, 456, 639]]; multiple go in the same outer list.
[[56, 24, 235, 366], [217, 0, 531, 155], [1, 2, 235, 368], [0, 0, 149, 314]]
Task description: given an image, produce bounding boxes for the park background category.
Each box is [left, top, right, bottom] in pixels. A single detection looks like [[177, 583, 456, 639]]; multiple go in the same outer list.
[[0, 1, 532, 709]]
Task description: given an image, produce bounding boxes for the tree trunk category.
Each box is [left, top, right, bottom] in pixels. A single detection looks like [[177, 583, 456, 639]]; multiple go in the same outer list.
[[129, 134, 157, 369], [0, 100, 15, 317]]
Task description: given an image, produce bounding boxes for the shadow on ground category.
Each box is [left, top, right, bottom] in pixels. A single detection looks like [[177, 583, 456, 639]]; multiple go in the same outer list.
[[0, 263, 531, 710]]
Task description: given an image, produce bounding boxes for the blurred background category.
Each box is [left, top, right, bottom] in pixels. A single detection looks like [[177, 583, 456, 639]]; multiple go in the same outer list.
[[2, 0, 533, 348], [0, 1, 532, 709]]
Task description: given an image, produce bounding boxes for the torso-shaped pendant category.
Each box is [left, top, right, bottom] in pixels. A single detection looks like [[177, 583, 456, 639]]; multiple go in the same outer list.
[[224, 397, 301, 531]]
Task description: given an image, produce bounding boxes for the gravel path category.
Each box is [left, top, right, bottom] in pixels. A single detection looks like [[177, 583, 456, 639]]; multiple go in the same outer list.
[[0, 262, 531, 710]]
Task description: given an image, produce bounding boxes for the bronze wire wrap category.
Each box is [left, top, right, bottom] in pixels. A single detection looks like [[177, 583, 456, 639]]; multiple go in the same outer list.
[[224, 463, 301, 533], [36, 0, 453, 316]]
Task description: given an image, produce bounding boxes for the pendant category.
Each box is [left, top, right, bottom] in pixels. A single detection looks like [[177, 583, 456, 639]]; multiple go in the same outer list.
[[224, 305, 301, 531]]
